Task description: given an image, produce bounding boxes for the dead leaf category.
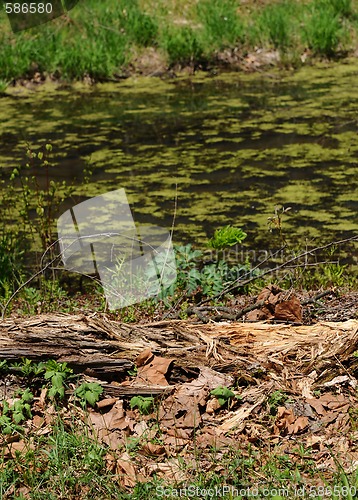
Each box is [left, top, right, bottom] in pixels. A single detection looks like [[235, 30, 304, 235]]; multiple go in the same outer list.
[[206, 397, 222, 414], [176, 366, 234, 403], [163, 435, 188, 448], [133, 421, 148, 437], [306, 398, 326, 416], [136, 349, 154, 367], [217, 395, 265, 434], [89, 400, 132, 435], [147, 458, 188, 483], [287, 415, 309, 434], [5, 440, 35, 458], [97, 398, 117, 409], [246, 285, 302, 321], [316, 393, 345, 403], [195, 427, 233, 449], [323, 375, 351, 387], [139, 442, 166, 457], [32, 415, 45, 430], [275, 296, 302, 322], [166, 427, 191, 440], [321, 411, 340, 424], [306, 434, 324, 448], [37, 388, 47, 409], [273, 407, 296, 435], [105, 453, 138, 488], [159, 394, 201, 430], [116, 452, 137, 487], [135, 353, 173, 386], [102, 430, 124, 450]]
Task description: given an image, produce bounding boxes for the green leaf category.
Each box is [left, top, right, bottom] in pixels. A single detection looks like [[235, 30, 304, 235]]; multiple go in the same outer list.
[[0, 360, 8, 372], [13, 411, 25, 424], [130, 396, 154, 415], [21, 389, 33, 403], [0, 415, 12, 427], [210, 386, 235, 406], [51, 373, 66, 388], [208, 225, 247, 250], [75, 383, 103, 407], [48, 385, 65, 399]]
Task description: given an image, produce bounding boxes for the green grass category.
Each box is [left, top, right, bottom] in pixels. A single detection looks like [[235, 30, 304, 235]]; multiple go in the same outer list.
[[160, 26, 204, 66], [196, 0, 245, 50], [0, 230, 25, 300], [1, 414, 358, 499], [0, 80, 9, 93], [301, 0, 349, 56], [256, 2, 299, 51], [0, 0, 357, 81], [0, 418, 128, 499]]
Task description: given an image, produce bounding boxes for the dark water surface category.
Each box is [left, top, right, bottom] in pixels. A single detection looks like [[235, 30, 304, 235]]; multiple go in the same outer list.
[[1, 61, 357, 260]]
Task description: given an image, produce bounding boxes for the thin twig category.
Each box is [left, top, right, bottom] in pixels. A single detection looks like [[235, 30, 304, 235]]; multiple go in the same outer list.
[[187, 307, 209, 323], [186, 299, 267, 322], [301, 289, 336, 305], [235, 299, 266, 320]]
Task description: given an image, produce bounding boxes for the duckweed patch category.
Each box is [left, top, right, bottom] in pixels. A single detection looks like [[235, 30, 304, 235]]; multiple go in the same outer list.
[[0, 63, 357, 255]]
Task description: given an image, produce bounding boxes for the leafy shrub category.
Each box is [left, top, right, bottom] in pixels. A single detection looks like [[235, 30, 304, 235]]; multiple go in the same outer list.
[[44, 360, 73, 399], [208, 225, 247, 250], [130, 396, 154, 415], [159, 243, 256, 300], [75, 383, 103, 407], [211, 386, 236, 407]]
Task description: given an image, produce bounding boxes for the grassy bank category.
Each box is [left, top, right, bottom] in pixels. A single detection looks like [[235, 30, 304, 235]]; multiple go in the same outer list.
[[0, 0, 358, 83]]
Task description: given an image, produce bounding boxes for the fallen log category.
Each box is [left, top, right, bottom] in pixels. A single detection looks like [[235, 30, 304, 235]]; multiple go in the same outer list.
[[0, 314, 357, 384]]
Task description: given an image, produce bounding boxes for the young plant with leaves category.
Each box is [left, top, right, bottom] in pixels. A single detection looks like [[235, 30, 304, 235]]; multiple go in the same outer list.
[[75, 382, 103, 407], [44, 360, 73, 399]]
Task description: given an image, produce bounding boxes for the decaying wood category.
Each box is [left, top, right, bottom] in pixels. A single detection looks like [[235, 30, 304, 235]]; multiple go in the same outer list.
[[103, 384, 174, 397], [0, 314, 357, 385]]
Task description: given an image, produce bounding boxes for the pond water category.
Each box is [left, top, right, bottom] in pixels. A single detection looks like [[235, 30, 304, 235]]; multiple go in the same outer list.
[[0, 61, 357, 262]]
